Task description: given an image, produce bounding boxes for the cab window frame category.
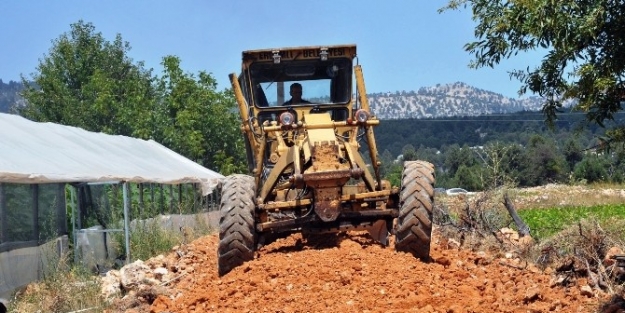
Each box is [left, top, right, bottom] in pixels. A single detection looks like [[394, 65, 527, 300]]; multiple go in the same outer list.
[[248, 58, 353, 108]]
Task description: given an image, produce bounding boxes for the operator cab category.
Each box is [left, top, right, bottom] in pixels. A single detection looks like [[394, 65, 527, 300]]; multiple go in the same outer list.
[[239, 45, 357, 124]]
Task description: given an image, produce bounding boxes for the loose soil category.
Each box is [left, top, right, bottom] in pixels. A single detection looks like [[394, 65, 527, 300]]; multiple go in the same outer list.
[[113, 229, 606, 313]]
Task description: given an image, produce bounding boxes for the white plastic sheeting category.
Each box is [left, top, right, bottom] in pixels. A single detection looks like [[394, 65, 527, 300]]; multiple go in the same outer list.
[[0, 113, 224, 195], [0, 235, 68, 300]]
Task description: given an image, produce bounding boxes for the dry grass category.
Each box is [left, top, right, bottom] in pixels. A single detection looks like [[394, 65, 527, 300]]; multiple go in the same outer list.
[[7, 254, 107, 313], [436, 183, 625, 239], [511, 183, 625, 210], [435, 183, 625, 234], [434, 189, 514, 256], [530, 218, 625, 268], [435, 183, 625, 306], [7, 212, 216, 312]]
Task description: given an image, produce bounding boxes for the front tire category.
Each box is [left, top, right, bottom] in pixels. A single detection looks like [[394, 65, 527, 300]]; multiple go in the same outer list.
[[218, 174, 257, 276], [394, 161, 435, 261]]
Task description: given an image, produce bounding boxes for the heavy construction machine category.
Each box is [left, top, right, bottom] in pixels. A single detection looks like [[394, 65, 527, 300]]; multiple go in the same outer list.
[[218, 44, 435, 275]]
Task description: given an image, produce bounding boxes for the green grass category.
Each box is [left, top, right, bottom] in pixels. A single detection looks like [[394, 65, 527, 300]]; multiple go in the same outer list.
[[127, 220, 183, 261], [112, 213, 214, 261], [518, 203, 625, 240]]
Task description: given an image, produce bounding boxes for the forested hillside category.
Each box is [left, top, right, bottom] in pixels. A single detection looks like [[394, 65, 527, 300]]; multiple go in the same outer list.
[[375, 111, 607, 156], [373, 110, 625, 190]]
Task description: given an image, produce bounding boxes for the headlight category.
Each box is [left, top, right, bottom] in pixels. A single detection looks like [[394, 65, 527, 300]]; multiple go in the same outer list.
[[279, 111, 295, 126], [354, 109, 370, 123]]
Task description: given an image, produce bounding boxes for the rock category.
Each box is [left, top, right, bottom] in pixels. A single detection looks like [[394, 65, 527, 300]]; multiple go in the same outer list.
[[518, 236, 534, 247], [499, 227, 520, 241], [153, 267, 169, 280], [100, 270, 122, 300], [527, 264, 541, 273], [101, 285, 121, 300], [435, 256, 451, 267], [474, 251, 492, 265], [143, 278, 161, 286], [448, 238, 461, 249], [121, 260, 151, 290], [146, 254, 166, 268], [524, 286, 541, 302], [604, 246, 624, 267], [549, 275, 567, 287], [580, 285, 594, 297]]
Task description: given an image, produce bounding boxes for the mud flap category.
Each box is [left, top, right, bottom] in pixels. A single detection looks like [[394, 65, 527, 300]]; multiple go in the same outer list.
[[366, 220, 389, 246]]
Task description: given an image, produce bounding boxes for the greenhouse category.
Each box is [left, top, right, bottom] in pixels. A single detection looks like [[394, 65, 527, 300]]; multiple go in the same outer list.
[[0, 113, 224, 299]]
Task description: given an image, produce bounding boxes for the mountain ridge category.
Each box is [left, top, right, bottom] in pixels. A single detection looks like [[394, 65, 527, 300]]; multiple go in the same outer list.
[[368, 82, 546, 119]]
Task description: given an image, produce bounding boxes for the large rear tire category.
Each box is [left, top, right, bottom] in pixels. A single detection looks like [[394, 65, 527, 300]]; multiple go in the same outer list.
[[394, 160, 435, 261], [218, 174, 257, 276]]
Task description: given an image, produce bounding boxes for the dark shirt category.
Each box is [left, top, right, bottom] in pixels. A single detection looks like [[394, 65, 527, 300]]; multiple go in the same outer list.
[[283, 99, 311, 106]]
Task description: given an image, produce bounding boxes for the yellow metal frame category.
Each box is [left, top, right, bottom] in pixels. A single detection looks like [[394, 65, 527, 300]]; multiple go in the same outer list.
[[230, 44, 388, 211]]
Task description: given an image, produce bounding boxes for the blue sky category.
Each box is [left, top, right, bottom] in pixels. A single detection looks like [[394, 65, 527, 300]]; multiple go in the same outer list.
[[0, 0, 543, 98]]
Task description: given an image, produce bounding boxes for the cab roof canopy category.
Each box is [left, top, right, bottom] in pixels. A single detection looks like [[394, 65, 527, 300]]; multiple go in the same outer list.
[[242, 44, 357, 64]]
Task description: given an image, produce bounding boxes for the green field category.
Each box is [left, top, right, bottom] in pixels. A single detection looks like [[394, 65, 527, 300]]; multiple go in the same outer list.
[[519, 203, 625, 240]]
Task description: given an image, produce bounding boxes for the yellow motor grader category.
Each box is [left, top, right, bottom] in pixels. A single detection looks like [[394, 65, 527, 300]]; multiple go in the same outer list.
[[218, 44, 435, 275]]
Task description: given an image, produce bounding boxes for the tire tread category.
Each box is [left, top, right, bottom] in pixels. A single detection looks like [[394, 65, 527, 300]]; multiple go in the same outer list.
[[395, 160, 435, 261], [218, 174, 257, 276]]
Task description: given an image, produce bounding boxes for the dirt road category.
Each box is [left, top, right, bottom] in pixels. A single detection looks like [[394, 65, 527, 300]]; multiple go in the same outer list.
[[133, 231, 603, 313]]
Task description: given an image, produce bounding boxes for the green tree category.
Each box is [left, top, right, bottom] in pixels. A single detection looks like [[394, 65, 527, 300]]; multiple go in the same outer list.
[[442, 1, 625, 144], [443, 144, 476, 174], [453, 164, 483, 191], [18, 20, 246, 175], [379, 149, 402, 187], [401, 144, 418, 161], [574, 154, 608, 183], [562, 138, 584, 172], [473, 142, 519, 188], [20, 20, 156, 136], [519, 135, 567, 186], [610, 145, 625, 183], [379, 149, 396, 177], [500, 143, 524, 182], [154, 56, 245, 173], [415, 145, 441, 166]]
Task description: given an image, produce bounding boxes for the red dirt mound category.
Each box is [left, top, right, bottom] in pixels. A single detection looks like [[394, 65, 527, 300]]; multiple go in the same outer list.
[[133, 231, 603, 313]]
